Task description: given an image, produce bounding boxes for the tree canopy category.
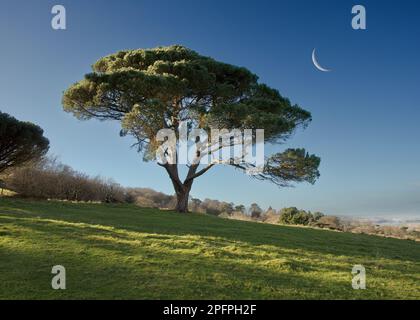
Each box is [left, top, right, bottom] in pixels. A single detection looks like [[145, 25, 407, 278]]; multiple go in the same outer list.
[[62, 45, 320, 212], [0, 111, 49, 174]]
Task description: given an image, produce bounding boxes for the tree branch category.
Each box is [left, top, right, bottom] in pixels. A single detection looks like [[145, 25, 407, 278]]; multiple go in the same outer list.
[[184, 163, 215, 183]]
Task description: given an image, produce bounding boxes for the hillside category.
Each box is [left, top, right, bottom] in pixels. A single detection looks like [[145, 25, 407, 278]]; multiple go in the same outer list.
[[0, 198, 419, 299]]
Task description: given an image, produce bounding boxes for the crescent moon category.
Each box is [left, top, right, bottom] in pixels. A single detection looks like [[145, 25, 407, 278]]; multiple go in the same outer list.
[[312, 49, 331, 72]]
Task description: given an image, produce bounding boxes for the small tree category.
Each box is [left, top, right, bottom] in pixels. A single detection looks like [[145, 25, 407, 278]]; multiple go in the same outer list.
[[263, 206, 279, 224], [63, 45, 320, 212], [235, 205, 246, 213], [313, 211, 325, 221], [249, 203, 263, 219], [279, 207, 299, 224], [0, 111, 49, 174], [220, 202, 234, 215]]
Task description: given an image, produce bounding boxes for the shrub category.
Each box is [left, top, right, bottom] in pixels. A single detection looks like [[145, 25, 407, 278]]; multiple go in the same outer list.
[[315, 216, 342, 230], [4, 157, 125, 203], [126, 188, 175, 209]]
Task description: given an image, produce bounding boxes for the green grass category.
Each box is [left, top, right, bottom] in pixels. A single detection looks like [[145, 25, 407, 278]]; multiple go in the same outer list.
[[0, 198, 419, 299]]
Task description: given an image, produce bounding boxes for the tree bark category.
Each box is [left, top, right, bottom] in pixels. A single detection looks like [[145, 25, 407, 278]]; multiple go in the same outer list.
[[160, 162, 212, 213], [174, 185, 191, 213], [160, 163, 192, 213], [172, 174, 194, 213]]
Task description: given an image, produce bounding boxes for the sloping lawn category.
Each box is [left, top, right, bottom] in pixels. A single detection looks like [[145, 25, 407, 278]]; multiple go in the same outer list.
[[0, 198, 419, 299]]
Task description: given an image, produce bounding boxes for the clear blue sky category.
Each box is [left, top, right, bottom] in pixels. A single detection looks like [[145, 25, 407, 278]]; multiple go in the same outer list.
[[1, 0, 420, 218]]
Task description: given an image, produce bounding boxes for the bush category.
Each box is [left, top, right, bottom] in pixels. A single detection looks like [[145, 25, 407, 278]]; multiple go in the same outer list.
[[278, 207, 327, 226], [4, 157, 125, 203], [315, 216, 342, 230], [261, 207, 279, 224], [126, 188, 175, 209]]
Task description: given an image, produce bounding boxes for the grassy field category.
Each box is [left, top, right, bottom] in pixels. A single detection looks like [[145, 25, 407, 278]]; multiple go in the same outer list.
[[0, 198, 419, 299]]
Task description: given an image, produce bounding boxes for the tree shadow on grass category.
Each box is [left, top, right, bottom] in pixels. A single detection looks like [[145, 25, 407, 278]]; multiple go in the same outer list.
[[1, 214, 418, 299], [1, 199, 419, 264], [0, 236, 386, 300]]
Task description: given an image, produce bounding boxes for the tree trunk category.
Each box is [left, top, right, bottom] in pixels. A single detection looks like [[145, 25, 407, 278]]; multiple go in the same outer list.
[[161, 163, 197, 213], [175, 186, 191, 213]]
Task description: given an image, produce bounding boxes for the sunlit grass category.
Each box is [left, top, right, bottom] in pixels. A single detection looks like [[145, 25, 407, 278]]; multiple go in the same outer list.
[[0, 189, 17, 197], [0, 198, 419, 299]]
